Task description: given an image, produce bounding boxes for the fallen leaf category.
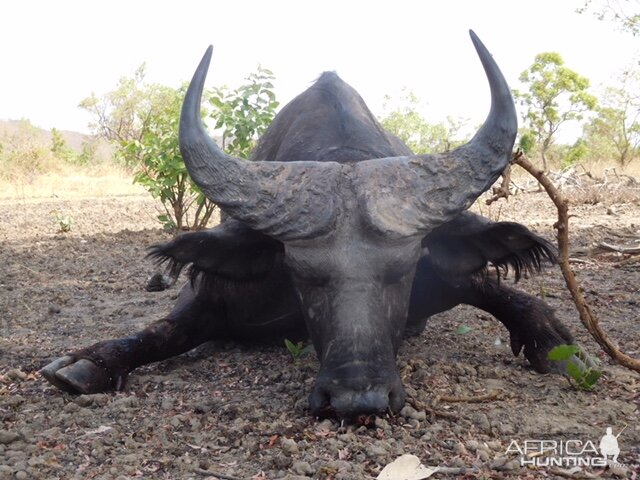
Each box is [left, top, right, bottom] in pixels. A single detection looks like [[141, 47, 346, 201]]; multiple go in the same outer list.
[[377, 454, 437, 480], [268, 434, 279, 447]]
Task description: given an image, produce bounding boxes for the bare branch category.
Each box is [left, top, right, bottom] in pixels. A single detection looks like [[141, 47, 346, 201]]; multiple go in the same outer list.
[[513, 151, 640, 373]]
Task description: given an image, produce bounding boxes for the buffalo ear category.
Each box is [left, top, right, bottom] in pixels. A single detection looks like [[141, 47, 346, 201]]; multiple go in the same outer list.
[[147, 220, 284, 283], [423, 212, 556, 282]]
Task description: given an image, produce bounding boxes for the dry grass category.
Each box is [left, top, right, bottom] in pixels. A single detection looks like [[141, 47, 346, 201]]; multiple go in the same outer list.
[[0, 164, 145, 201]]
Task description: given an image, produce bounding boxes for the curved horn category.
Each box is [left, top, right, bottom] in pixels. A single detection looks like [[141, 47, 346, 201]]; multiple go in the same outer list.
[[179, 47, 341, 240], [354, 30, 518, 237]]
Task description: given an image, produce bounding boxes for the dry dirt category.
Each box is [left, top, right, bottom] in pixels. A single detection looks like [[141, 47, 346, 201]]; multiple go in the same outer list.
[[0, 188, 639, 480]]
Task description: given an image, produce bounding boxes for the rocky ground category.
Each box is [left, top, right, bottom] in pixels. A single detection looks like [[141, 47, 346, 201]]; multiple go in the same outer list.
[[0, 190, 638, 479]]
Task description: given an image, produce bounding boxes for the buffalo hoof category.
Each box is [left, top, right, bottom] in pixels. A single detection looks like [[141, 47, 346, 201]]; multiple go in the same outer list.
[[509, 325, 575, 374], [504, 301, 575, 374], [41, 356, 115, 394]]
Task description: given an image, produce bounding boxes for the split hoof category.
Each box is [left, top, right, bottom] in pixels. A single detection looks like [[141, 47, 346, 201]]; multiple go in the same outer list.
[[41, 357, 113, 394]]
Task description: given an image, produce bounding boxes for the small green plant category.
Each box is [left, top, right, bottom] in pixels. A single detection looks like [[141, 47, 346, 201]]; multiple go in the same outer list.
[[284, 339, 313, 359], [53, 211, 73, 233], [547, 344, 602, 390], [455, 325, 474, 335], [539, 282, 549, 299]]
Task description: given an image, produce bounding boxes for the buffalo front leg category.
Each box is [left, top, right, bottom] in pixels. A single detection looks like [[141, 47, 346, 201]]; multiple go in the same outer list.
[[463, 277, 575, 373], [41, 285, 223, 394], [408, 260, 574, 373]]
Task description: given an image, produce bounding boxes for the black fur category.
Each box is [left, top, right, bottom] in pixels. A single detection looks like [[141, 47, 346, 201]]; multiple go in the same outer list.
[[424, 212, 556, 282], [146, 220, 283, 287]]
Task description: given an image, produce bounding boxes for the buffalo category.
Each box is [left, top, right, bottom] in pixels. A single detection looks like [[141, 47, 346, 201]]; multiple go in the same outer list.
[[42, 31, 574, 417]]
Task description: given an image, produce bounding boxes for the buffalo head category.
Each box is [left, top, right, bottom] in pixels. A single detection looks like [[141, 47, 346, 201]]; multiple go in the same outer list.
[[179, 31, 517, 416]]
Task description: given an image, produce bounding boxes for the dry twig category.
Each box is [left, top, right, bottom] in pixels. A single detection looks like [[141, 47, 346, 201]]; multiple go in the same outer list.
[[192, 467, 244, 480], [598, 241, 640, 254], [408, 398, 459, 421], [547, 467, 600, 479], [513, 152, 640, 373], [486, 164, 513, 205], [434, 466, 480, 475], [436, 391, 501, 403]]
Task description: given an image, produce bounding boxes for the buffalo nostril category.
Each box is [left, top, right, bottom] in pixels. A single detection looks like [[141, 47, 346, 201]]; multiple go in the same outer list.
[[388, 386, 406, 413], [309, 373, 407, 417], [309, 387, 332, 415]]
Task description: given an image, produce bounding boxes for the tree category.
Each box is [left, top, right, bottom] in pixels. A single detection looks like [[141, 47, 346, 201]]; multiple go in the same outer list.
[[578, 0, 640, 36], [80, 64, 278, 231], [208, 66, 279, 158], [514, 52, 598, 171], [0, 120, 53, 179], [50, 128, 76, 163], [379, 90, 468, 154], [81, 67, 215, 230], [79, 65, 150, 150], [128, 85, 218, 230], [585, 69, 640, 166]]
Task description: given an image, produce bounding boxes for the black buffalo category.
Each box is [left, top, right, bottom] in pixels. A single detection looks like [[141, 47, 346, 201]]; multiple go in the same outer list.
[[42, 31, 574, 417]]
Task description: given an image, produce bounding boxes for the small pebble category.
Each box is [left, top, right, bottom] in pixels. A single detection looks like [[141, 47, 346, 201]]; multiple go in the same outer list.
[[281, 437, 299, 454], [0, 431, 20, 445], [502, 459, 520, 471], [478, 450, 490, 462], [608, 461, 629, 477], [5, 369, 27, 381], [466, 440, 480, 452], [292, 460, 314, 476], [490, 456, 508, 469], [374, 417, 391, 431]]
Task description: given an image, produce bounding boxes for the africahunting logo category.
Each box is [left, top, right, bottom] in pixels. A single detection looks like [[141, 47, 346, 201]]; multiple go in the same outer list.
[[506, 426, 627, 468]]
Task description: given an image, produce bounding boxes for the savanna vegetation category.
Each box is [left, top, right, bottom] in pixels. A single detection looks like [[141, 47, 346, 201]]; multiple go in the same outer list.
[[2, 0, 638, 229]]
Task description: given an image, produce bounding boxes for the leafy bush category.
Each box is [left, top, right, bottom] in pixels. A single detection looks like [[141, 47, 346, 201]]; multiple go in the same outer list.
[[209, 66, 279, 158], [127, 85, 215, 231], [81, 64, 278, 231], [380, 90, 468, 154]]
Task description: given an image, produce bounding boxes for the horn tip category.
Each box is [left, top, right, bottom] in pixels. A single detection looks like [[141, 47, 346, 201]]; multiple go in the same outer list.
[[204, 45, 213, 61], [468, 30, 485, 52]]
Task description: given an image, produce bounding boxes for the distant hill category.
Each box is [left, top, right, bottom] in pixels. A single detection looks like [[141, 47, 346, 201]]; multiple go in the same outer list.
[[0, 119, 113, 162], [0, 119, 91, 151]]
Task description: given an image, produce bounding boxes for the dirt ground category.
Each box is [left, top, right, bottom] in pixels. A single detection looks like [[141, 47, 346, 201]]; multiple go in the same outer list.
[[0, 185, 639, 480]]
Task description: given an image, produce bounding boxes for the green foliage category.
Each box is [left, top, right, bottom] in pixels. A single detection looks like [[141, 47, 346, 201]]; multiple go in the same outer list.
[[50, 128, 77, 164], [81, 64, 278, 231], [514, 53, 597, 170], [547, 344, 602, 390], [583, 69, 640, 166], [81, 69, 214, 231], [79, 64, 150, 151], [76, 139, 99, 165], [518, 131, 536, 154], [209, 66, 279, 158], [562, 139, 589, 168], [0, 120, 57, 179], [0, 119, 111, 180], [380, 90, 468, 154], [455, 325, 473, 335], [124, 85, 216, 231], [284, 339, 313, 359]]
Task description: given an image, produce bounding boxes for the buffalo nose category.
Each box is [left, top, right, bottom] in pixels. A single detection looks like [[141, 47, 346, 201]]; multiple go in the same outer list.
[[309, 380, 406, 417]]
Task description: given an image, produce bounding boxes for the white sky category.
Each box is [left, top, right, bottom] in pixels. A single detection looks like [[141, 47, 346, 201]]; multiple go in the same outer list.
[[2, 0, 638, 139]]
